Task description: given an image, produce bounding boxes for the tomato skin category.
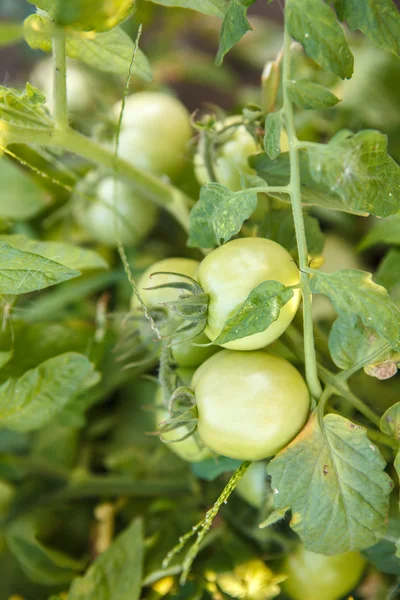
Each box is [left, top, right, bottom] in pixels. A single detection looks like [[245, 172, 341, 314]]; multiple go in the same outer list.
[[75, 176, 157, 247], [236, 461, 267, 509], [192, 350, 310, 461], [283, 546, 366, 600], [132, 258, 217, 367], [113, 92, 192, 179], [197, 237, 300, 351]]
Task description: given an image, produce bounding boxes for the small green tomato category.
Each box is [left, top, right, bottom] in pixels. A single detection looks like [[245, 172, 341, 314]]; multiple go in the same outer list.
[[283, 546, 366, 600], [112, 92, 192, 179], [192, 350, 310, 461], [236, 461, 267, 509], [197, 237, 300, 351], [75, 175, 157, 247]]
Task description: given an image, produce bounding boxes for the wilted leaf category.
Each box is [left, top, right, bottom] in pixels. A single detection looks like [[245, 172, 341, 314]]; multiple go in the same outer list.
[[67, 518, 143, 600], [0, 160, 49, 219], [188, 183, 257, 248], [213, 280, 294, 345], [215, 0, 255, 66], [0, 234, 108, 271], [286, 0, 353, 79], [268, 412, 393, 554], [310, 269, 400, 351], [0, 353, 99, 432], [264, 111, 282, 160], [0, 242, 80, 295], [287, 80, 340, 109]]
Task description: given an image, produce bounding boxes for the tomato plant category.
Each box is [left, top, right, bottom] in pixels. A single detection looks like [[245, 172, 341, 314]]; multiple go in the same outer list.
[[0, 0, 399, 598]]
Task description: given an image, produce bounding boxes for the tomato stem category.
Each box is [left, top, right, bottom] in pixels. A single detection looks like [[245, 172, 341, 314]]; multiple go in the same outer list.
[[52, 32, 68, 130], [282, 27, 322, 400]]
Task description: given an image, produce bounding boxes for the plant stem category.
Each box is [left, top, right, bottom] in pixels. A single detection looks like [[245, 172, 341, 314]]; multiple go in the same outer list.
[[4, 123, 193, 232], [52, 33, 68, 130], [282, 28, 322, 399]]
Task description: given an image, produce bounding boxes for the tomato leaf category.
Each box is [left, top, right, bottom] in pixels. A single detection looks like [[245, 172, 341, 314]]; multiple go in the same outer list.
[[363, 516, 400, 575], [67, 518, 143, 600], [0, 160, 49, 219], [358, 214, 400, 251], [380, 403, 400, 442], [0, 242, 81, 295], [0, 353, 99, 433], [375, 249, 400, 305], [268, 412, 393, 554], [0, 234, 108, 271], [191, 456, 242, 481], [335, 0, 400, 59], [328, 315, 389, 370], [277, 213, 325, 260], [286, 0, 353, 79], [310, 269, 400, 351], [306, 130, 400, 219], [6, 514, 86, 585], [213, 280, 294, 345], [148, 0, 227, 17], [215, 0, 255, 66], [264, 111, 282, 160], [286, 80, 340, 110], [188, 183, 257, 248], [0, 83, 51, 129], [24, 15, 152, 80], [0, 22, 24, 46]]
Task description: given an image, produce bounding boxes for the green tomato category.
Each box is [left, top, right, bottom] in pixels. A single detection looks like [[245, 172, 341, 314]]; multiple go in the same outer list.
[[55, 0, 134, 31], [283, 546, 366, 600], [75, 175, 157, 247], [197, 237, 300, 351], [113, 92, 192, 179], [155, 369, 212, 462], [236, 461, 267, 509], [192, 350, 310, 461], [194, 116, 258, 191], [133, 257, 217, 367]]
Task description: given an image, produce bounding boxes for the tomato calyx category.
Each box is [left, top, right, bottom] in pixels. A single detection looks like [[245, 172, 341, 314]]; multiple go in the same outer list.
[[158, 386, 198, 444]]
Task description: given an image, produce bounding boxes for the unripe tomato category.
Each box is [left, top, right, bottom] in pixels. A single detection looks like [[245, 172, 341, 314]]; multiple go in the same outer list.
[[75, 175, 157, 247], [197, 238, 300, 351], [283, 546, 366, 600], [132, 257, 217, 367], [236, 461, 267, 509], [112, 92, 192, 179], [30, 58, 94, 114], [192, 350, 310, 461], [194, 116, 258, 192]]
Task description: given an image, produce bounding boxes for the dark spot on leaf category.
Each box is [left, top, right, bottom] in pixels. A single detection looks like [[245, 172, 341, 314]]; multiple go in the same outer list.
[[323, 465, 329, 476]]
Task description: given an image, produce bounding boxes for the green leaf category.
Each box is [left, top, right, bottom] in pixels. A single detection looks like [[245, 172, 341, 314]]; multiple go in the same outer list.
[[24, 15, 152, 79], [191, 456, 242, 481], [287, 80, 340, 110], [215, 0, 254, 66], [67, 518, 143, 600], [0, 160, 49, 219], [375, 249, 400, 305], [0, 353, 99, 432], [286, 0, 353, 79], [148, 0, 227, 17], [259, 507, 290, 529], [268, 412, 393, 554], [0, 234, 108, 271], [358, 214, 400, 251], [363, 516, 400, 575], [213, 280, 294, 345], [0, 22, 24, 46], [0, 83, 51, 129], [310, 269, 400, 351], [188, 183, 257, 248], [6, 514, 86, 585], [264, 111, 282, 160], [0, 242, 80, 295], [328, 315, 389, 370], [307, 130, 400, 218], [380, 403, 400, 442], [278, 213, 325, 259], [335, 0, 400, 59]]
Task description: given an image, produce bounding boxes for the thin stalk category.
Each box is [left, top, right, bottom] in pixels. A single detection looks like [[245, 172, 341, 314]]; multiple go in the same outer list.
[[52, 33, 68, 130], [282, 28, 322, 399]]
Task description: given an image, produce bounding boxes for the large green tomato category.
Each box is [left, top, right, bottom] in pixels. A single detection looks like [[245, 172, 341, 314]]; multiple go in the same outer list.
[[197, 238, 300, 351], [133, 258, 217, 368], [112, 92, 192, 179], [194, 117, 258, 192], [75, 175, 157, 247], [192, 350, 310, 461], [283, 546, 366, 600]]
